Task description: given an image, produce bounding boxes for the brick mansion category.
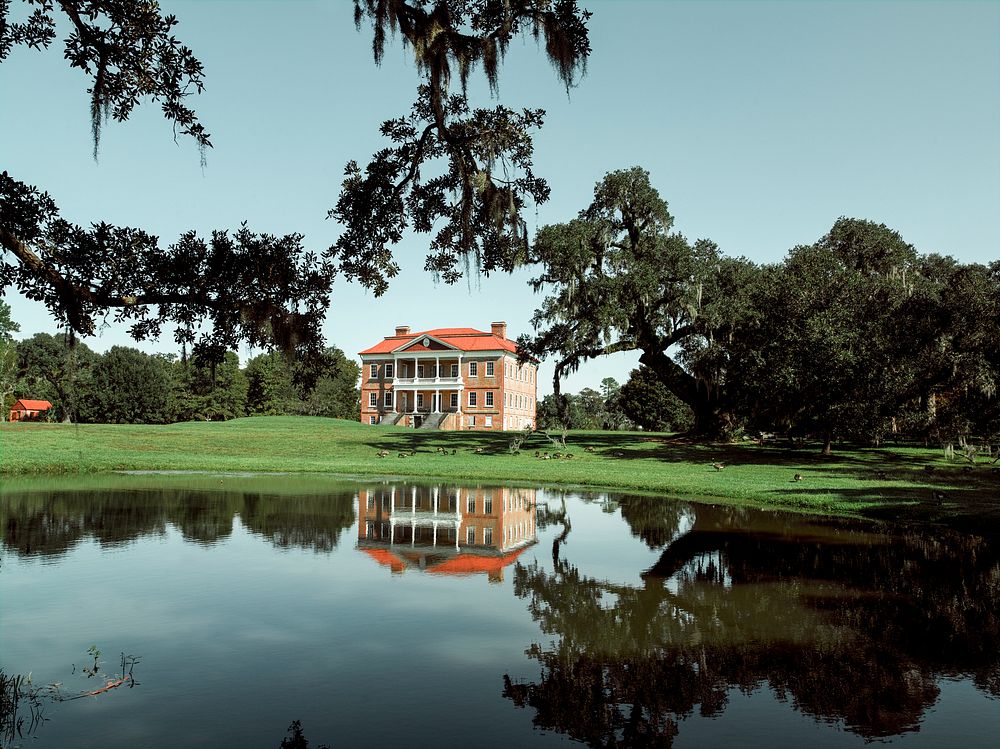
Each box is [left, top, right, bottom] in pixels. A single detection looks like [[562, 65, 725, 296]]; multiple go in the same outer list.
[[359, 322, 537, 431]]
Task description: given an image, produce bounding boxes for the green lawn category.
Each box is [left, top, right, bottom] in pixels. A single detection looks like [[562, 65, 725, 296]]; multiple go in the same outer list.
[[2, 416, 997, 529]]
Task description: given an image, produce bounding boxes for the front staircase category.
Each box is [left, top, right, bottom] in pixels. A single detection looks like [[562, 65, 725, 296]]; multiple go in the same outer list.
[[381, 412, 404, 426], [418, 412, 447, 430]]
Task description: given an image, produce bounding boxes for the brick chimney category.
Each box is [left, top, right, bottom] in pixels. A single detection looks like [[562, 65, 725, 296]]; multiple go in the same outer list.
[[491, 321, 507, 339], [395, 325, 411, 336]]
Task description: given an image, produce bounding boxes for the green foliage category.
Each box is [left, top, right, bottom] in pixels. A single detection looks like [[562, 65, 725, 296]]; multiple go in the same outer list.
[[16, 332, 97, 422], [245, 352, 300, 416], [620, 366, 694, 432], [89, 346, 172, 424], [335, 2, 592, 293], [0, 299, 18, 419], [522, 167, 755, 435], [171, 351, 248, 422]]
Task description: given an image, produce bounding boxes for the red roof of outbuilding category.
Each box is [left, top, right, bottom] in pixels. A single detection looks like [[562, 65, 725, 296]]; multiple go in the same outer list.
[[359, 327, 518, 355], [12, 399, 52, 411]]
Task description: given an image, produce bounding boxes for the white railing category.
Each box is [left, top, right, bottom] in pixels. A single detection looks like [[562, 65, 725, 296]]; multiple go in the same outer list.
[[392, 376, 462, 386]]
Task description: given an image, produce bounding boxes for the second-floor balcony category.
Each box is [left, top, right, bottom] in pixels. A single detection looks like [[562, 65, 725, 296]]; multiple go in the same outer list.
[[391, 375, 463, 387]]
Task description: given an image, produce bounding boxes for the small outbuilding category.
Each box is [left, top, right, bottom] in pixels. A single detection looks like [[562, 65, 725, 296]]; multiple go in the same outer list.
[[9, 399, 53, 422]]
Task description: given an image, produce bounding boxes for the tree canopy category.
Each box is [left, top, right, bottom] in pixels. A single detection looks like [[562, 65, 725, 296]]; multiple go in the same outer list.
[[1, 0, 592, 366], [523, 168, 1000, 448]]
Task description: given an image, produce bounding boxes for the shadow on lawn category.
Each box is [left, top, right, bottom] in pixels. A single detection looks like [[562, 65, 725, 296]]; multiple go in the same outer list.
[[367, 429, 940, 468]]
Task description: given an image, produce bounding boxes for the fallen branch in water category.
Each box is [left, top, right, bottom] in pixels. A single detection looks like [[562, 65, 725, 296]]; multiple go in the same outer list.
[[61, 675, 131, 701]]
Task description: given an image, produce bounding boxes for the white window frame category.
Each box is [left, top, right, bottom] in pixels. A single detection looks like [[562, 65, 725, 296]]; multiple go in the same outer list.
[[369, 415, 377, 424], [417, 393, 424, 409], [384, 391, 393, 407], [485, 416, 492, 428], [370, 363, 378, 379], [486, 391, 494, 407], [418, 364, 424, 378], [450, 392, 459, 409], [451, 363, 459, 377], [466, 526, 476, 544], [384, 363, 394, 379], [469, 361, 478, 377], [486, 361, 494, 377], [368, 392, 377, 408], [467, 415, 475, 427], [484, 527, 493, 545], [468, 391, 477, 407], [467, 496, 476, 513]]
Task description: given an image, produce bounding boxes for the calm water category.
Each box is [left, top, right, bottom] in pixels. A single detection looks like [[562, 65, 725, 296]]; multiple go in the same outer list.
[[1, 474, 998, 748]]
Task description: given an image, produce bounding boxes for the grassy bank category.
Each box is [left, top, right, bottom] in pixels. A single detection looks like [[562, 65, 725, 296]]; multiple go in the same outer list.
[[2, 416, 997, 528]]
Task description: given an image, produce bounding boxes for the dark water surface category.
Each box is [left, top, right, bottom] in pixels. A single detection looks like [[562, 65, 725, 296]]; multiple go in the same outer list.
[[1, 474, 998, 748]]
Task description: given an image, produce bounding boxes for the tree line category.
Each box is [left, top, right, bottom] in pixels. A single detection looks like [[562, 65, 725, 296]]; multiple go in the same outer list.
[[521, 169, 999, 451], [0, 316, 359, 424]]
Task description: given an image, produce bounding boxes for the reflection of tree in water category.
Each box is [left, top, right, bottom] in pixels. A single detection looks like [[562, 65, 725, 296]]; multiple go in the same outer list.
[[0, 488, 355, 558], [507, 496, 1000, 746]]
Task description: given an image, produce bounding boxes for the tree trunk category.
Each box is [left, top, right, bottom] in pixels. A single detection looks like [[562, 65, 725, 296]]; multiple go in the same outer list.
[[821, 430, 833, 455], [639, 349, 729, 439]]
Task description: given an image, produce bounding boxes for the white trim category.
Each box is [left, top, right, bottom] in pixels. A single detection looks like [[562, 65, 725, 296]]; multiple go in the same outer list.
[[384, 362, 394, 379], [368, 392, 377, 408], [469, 361, 478, 377], [486, 361, 494, 377], [468, 391, 477, 407], [486, 391, 494, 407], [392, 333, 460, 353], [369, 363, 378, 379]]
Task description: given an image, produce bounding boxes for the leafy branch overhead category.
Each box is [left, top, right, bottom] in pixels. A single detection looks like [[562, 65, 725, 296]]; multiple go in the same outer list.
[[332, 0, 592, 294], [0, 171, 334, 365], [0, 0, 211, 160]]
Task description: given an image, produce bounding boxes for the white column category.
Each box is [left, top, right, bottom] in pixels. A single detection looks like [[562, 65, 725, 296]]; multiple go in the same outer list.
[[411, 485, 417, 513], [435, 356, 440, 382], [390, 486, 396, 512], [412, 389, 417, 413]]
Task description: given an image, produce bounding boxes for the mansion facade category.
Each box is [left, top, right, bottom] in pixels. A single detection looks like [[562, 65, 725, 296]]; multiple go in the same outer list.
[[359, 322, 538, 431]]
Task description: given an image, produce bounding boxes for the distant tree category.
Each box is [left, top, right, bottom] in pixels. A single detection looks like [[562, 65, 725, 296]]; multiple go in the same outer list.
[[89, 346, 172, 423], [245, 352, 299, 416], [619, 366, 694, 433], [296, 347, 360, 420], [0, 300, 18, 420], [16, 331, 97, 422], [172, 351, 248, 422], [573, 387, 605, 430]]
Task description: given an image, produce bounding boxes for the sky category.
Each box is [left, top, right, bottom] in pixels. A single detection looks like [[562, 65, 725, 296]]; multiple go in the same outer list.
[[2, 0, 998, 396]]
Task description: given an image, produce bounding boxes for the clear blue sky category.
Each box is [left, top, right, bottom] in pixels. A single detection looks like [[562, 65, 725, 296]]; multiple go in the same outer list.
[[2, 0, 998, 395]]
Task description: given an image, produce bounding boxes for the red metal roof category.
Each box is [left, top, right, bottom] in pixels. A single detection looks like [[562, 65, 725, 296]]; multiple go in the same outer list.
[[359, 327, 518, 355], [427, 547, 529, 575], [11, 399, 52, 411]]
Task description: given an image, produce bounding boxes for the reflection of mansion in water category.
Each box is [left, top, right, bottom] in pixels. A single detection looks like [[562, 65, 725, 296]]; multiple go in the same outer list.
[[357, 484, 536, 582]]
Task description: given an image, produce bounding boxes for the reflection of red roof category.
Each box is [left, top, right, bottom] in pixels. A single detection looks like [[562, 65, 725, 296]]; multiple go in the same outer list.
[[361, 548, 406, 573], [12, 399, 52, 411], [359, 328, 518, 355], [427, 547, 529, 575]]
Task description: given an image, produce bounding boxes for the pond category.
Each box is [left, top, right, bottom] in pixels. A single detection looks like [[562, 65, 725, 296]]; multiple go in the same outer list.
[[1, 474, 998, 748]]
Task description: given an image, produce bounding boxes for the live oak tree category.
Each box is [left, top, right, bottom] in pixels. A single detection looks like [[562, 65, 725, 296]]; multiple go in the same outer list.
[[520, 167, 757, 436], [2, 1, 590, 363], [333, 0, 592, 294], [0, 1, 333, 366]]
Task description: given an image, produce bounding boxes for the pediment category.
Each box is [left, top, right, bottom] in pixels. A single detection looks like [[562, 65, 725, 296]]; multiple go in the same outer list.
[[393, 334, 459, 353]]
